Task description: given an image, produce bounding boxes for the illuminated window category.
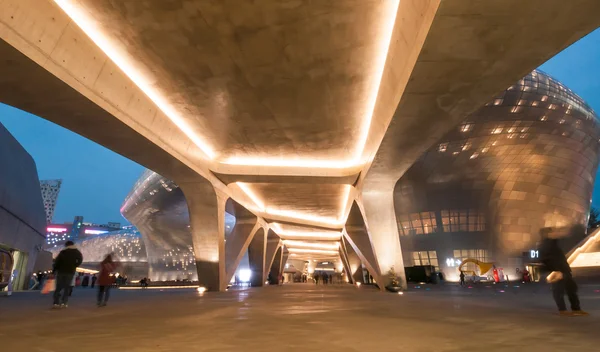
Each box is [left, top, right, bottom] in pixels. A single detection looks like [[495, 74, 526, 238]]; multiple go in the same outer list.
[[493, 99, 503, 106], [481, 147, 490, 153], [541, 95, 548, 102], [491, 127, 503, 134], [470, 152, 479, 159], [397, 212, 437, 236], [518, 99, 527, 106], [438, 143, 448, 153], [548, 104, 557, 110], [441, 209, 485, 233], [510, 106, 522, 113], [461, 141, 471, 151], [460, 123, 472, 133], [559, 118, 566, 124], [531, 101, 539, 107], [540, 116, 548, 122], [411, 251, 439, 270]]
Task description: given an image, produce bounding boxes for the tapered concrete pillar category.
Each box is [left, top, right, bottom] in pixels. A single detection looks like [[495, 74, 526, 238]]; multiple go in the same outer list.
[[280, 248, 289, 279], [340, 236, 364, 284], [268, 246, 283, 284], [361, 190, 406, 288], [248, 228, 266, 287], [344, 201, 382, 286], [224, 200, 260, 289], [264, 229, 282, 280], [179, 181, 226, 292]]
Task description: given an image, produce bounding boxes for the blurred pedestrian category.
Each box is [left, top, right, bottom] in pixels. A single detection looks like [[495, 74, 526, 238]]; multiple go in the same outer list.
[[97, 254, 118, 307], [91, 274, 97, 288], [52, 241, 83, 308], [539, 227, 588, 316]]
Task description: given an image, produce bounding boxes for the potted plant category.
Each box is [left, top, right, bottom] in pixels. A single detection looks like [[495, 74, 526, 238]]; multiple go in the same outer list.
[[385, 266, 403, 292]]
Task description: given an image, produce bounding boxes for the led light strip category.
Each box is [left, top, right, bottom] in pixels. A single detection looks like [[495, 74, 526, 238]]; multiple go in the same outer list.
[[272, 223, 343, 240], [282, 240, 340, 250], [53, 0, 215, 159], [287, 248, 339, 255]]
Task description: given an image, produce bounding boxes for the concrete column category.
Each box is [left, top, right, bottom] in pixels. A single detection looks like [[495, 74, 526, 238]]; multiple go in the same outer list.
[[268, 247, 283, 284], [340, 236, 364, 284], [338, 242, 353, 284], [224, 216, 260, 288], [247, 228, 266, 287], [179, 181, 226, 292], [343, 201, 382, 286], [263, 229, 282, 280], [280, 248, 289, 280], [361, 189, 406, 288]]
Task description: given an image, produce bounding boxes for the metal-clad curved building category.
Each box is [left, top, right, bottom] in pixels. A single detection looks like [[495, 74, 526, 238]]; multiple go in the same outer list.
[[395, 70, 600, 280], [121, 170, 197, 281]]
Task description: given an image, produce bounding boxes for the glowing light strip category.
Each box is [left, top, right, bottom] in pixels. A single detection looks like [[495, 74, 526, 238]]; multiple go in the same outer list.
[[282, 240, 340, 250], [272, 223, 343, 240], [119, 285, 199, 290], [265, 208, 343, 226], [568, 228, 600, 265], [287, 248, 339, 255], [353, 0, 399, 163], [53, 0, 215, 159], [47, 227, 68, 232]]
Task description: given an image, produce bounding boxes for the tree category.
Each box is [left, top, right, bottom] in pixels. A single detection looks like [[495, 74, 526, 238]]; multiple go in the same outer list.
[[588, 207, 600, 229]]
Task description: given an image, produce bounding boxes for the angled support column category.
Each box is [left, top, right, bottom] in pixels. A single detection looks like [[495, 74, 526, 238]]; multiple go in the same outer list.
[[263, 229, 282, 280], [340, 235, 364, 284], [280, 248, 289, 278], [268, 246, 284, 284], [247, 227, 267, 287], [224, 202, 260, 289], [179, 181, 227, 292], [344, 201, 382, 287], [360, 188, 406, 289], [338, 242, 353, 284]]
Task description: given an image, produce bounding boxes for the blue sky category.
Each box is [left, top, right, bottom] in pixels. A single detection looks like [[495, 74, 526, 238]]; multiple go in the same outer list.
[[1, 28, 600, 224]]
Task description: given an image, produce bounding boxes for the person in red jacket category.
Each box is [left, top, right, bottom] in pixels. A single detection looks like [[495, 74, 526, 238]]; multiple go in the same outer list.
[[97, 254, 118, 307]]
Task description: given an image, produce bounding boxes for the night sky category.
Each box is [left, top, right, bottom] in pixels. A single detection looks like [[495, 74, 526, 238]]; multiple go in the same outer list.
[[1, 28, 600, 225]]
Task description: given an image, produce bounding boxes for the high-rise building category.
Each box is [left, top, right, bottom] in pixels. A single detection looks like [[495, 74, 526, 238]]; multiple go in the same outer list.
[[39, 179, 62, 223]]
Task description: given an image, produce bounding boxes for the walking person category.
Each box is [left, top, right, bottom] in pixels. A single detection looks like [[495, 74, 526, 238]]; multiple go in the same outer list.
[[539, 227, 588, 316], [459, 271, 465, 286], [91, 274, 97, 288], [97, 254, 118, 307], [52, 241, 83, 308]]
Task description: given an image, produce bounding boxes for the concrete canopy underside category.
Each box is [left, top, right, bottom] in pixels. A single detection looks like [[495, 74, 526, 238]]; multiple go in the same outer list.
[[1, 0, 600, 289]]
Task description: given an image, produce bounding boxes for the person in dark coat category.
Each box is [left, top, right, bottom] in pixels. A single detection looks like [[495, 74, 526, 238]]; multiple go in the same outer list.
[[97, 254, 118, 307], [91, 274, 97, 288], [52, 241, 83, 308], [539, 227, 588, 316]]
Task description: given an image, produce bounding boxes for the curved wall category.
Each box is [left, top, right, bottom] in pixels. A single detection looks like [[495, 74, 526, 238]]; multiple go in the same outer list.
[[395, 70, 600, 280], [0, 121, 46, 289]]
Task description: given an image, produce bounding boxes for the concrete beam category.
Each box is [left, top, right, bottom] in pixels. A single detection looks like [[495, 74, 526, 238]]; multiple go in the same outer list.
[[268, 247, 283, 284], [340, 236, 364, 285], [263, 229, 282, 280]]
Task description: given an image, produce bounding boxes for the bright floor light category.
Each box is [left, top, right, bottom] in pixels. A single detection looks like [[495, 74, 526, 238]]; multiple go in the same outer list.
[[287, 248, 338, 255], [238, 269, 252, 283]]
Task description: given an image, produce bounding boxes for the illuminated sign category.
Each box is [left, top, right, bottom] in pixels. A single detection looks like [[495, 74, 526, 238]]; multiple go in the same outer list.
[[446, 258, 462, 267], [530, 250, 539, 259], [47, 227, 68, 232], [84, 229, 109, 235]]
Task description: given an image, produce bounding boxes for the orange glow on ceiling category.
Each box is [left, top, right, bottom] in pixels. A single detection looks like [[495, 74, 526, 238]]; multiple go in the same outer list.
[[272, 223, 343, 240]]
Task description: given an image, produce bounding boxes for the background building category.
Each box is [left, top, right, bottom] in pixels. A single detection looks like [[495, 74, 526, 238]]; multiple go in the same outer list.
[[39, 179, 62, 223], [0, 122, 46, 291], [121, 170, 238, 282], [48, 225, 148, 280], [45, 215, 121, 248], [395, 70, 600, 281]]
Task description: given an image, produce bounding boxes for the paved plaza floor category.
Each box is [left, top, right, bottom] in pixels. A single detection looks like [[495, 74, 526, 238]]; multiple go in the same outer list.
[[1, 282, 600, 351]]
